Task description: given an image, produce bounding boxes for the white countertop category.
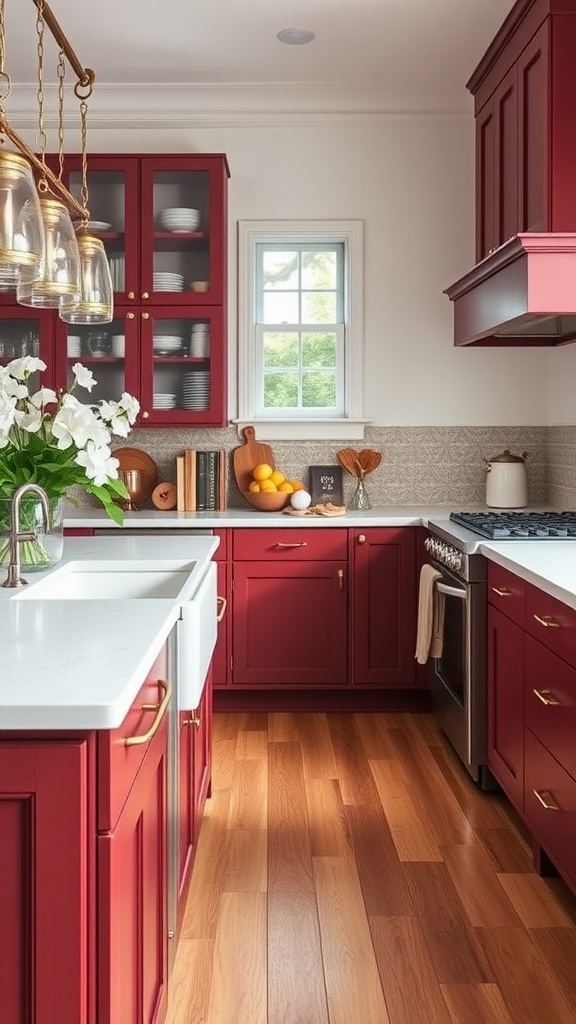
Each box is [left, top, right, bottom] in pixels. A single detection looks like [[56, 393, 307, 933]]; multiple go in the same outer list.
[[479, 540, 576, 611], [0, 534, 219, 732]]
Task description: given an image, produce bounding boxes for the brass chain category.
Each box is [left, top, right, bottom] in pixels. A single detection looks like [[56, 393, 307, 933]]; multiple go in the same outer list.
[[56, 47, 65, 180], [79, 97, 89, 216], [0, 0, 12, 108], [35, 0, 48, 163]]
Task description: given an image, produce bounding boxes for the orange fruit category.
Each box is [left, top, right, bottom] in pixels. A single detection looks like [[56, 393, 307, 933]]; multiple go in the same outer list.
[[259, 478, 277, 491], [252, 463, 273, 481], [278, 481, 294, 493], [290, 480, 304, 491], [248, 480, 261, 493], [269, 469, 286, 486]]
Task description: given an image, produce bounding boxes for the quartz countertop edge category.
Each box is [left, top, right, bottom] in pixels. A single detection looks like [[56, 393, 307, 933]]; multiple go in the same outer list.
[[0, 534, 219, 731], [64, 505, 454, 529], [479, 540, 576, 612]]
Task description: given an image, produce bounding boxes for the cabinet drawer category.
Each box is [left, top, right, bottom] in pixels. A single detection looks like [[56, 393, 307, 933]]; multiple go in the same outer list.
[[524, 730, 576, 892], [97, 644, 169, 832], [233, 528, 348, 561], [487, 563, 526, 626], [525, 583, 576, 666], [525, 634, 576, 781]]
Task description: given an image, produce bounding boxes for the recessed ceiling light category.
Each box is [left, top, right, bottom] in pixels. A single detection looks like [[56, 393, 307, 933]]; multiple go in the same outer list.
[[277, 28, 316, 45]]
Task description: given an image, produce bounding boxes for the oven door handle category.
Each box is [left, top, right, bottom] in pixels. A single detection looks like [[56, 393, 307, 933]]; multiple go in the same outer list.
[[435, 580, 466, 599]]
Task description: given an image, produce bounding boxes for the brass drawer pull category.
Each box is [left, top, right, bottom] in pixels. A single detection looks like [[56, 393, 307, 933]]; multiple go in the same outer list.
[[533, 614, 560, 628], [491, 586, 511, 597], [533, 689, 561, 706], [337, 568, 344, 590], [183, 715, 201, 729], [217, 595, 227, 623], [274, 542, 308, 548], [532, 788, 560, 812], [124, 680, 171, 746]]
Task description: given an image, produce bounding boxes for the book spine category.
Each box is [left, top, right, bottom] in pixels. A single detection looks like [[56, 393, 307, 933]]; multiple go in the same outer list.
[[184, 449, 196, 511], [205, 450, 218, 511], [176, 454, 185, 511], [218, 448, 227, 511], [196, 450, 207, 510]]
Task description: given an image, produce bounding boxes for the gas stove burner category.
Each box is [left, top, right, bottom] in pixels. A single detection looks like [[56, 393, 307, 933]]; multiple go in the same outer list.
[[450, 510, 576, 539]]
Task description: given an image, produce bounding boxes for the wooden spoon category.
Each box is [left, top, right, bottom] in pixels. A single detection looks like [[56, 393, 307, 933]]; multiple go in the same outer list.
[[358, 449, 382, 475], [337, 448, 361, 477]]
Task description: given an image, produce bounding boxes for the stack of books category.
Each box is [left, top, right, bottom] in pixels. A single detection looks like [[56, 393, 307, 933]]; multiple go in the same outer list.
[[175, 449, 227, 511]]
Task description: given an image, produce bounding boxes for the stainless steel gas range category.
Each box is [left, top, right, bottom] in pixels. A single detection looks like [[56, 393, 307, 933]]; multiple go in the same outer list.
[[425, 510, 576, 788]]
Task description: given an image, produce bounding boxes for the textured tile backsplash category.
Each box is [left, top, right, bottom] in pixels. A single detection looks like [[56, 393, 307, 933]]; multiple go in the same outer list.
[[70, 424, 560, 510]]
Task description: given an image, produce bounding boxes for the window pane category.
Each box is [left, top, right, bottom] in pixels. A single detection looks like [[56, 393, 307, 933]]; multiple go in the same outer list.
[[302, 291, 337, 323], [263, 332, 298, 367], [302, 332, 336, 367], [264, 372, 299, 408], [302, 372, 336, 407], [262, 250, 299, 289], [301, 250, 337, 289], [263, 291, 299, 324]]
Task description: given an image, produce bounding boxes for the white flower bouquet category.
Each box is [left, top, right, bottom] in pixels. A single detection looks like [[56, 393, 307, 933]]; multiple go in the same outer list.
[[0, 356, 140, 564]]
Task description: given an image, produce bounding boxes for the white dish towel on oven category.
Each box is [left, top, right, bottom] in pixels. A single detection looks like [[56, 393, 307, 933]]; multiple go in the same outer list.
[[415, 564, 446, 664]]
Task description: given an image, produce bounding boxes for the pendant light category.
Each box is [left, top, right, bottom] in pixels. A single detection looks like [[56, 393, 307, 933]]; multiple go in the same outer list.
[[59, 77, 113, 324]]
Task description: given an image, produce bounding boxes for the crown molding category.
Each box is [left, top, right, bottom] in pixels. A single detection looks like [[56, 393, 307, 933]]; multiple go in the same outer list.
[[5, 81, 472, 131]]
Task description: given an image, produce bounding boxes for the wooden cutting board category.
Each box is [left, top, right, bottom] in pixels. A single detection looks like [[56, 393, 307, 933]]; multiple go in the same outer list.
[[233, 425, 276, 492]]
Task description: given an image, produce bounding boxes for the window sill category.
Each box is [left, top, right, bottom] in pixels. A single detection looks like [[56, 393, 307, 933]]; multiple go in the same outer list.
[[232, 418, 372, 441]]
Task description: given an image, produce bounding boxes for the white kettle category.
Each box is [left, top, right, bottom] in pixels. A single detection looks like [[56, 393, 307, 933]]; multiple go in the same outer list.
[[483, 449, 528, 508]]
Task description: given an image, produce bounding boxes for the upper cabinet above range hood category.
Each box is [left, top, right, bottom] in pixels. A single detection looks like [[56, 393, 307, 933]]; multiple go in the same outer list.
[[445, 233, 576, 347], [446, 0, 576, 347]]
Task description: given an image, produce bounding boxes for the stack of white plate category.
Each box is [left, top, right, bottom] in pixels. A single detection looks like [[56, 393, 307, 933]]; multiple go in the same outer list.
[[182, 370, 210, 410], [158, 207, 201, 232], [153, 272, 184, 292], [153, 393, 177, 409], [153, 335, 182, 356]]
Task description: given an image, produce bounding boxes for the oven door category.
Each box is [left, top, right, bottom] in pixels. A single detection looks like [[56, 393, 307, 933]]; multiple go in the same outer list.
[[429, 563, 487, 780]]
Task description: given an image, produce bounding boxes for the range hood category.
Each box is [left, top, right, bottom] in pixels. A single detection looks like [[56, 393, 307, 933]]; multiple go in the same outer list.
[[445, 233, 576, 346]]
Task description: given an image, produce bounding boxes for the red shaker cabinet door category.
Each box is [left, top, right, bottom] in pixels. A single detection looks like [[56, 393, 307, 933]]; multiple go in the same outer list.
[[0, 741, 91, 1024], [475, 64, 518, 261], [351, 527, 417, 688], [487, 605, 525, 810], [232, 560, 348, 687], [97, 713, 168, 1024]]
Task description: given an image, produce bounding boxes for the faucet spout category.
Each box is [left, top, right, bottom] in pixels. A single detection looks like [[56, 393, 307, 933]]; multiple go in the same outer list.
[[1, 484, 51, 588]]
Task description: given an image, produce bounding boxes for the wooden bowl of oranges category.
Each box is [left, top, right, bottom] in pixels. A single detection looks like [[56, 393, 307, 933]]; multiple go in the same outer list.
[[242, 463, 303, 511]]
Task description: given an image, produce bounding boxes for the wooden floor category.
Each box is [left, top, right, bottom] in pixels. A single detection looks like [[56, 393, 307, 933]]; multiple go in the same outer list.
[[166, 711, 576, 1024]]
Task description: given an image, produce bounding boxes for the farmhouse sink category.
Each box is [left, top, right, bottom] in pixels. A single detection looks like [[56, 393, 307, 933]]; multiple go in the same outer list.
[[13, 559, 201, 601]]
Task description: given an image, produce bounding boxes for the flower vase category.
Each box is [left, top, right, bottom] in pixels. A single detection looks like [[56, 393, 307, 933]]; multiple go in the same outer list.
[[349, 474, 371, 510], [0, 496, 64, 572]]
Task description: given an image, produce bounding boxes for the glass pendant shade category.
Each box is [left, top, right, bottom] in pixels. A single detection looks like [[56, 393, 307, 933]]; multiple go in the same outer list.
[[16, 197, 81, 308], [59, 228, 113, 324], [0, 151, 45, 288]]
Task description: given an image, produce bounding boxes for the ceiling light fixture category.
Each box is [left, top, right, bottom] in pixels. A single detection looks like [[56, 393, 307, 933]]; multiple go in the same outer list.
[[277, 27, 316, 45], [0, 0, 113, 323]]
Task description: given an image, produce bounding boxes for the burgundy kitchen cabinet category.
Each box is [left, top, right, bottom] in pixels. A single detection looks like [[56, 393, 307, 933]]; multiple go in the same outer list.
[[51, 152, 230, 427], [487, 604, 525, 809], [177, 670, 213, 919], [469, 0, 576, 261], [0, 644, 177, 1024], [0, 740, 92, 1024], [350, 527, 417, 688], [231, 528, 348, 688], [0, 306, 57, 388], [212, 529, 230, 688]]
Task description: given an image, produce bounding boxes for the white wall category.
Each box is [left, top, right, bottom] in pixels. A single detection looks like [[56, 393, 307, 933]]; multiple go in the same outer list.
[[62, 112, 560, 425]]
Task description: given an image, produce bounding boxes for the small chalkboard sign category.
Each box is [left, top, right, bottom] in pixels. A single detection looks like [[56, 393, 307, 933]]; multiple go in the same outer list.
[[308, 464, 344, 506]]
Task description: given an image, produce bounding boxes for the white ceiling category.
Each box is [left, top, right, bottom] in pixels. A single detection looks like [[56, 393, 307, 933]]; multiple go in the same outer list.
[[4, 0, 513, 96]]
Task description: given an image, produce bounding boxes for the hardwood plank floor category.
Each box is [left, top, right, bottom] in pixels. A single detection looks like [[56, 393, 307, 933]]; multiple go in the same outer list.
[[167, 711, 576, 1024]]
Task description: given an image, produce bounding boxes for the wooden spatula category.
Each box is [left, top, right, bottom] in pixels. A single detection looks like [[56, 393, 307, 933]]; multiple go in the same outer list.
[[358, 449, 382, 474], [337, 448, 362, 477]]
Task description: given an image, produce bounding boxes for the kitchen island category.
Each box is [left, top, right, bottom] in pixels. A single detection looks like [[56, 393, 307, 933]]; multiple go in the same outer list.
[[0, 532, 219, 1024]]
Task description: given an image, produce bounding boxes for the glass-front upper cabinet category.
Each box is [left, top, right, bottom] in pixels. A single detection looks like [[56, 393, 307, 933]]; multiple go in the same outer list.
[[0, 309, 55, 390], [61, 154, 230, 307]]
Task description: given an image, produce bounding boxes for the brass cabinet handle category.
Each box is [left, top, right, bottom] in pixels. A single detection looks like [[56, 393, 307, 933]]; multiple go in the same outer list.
[[141, 311, 150, 320], [274, 542, 308, 548], [142, 291, 149, 300], [217, 595, 227, 623], [532, 788, 560, 811], [183, 715, 201, 729], [357, 534, 366, 544], [126, 311, 135, 320], [124, 680, 171, 746], [141, 411, 149, 419], [127, 291, 136, 300], [337, 568, 344, 590], [533, 614, 560, 628], [533, 688, 561, 706], [491, 586, 511, 597]]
